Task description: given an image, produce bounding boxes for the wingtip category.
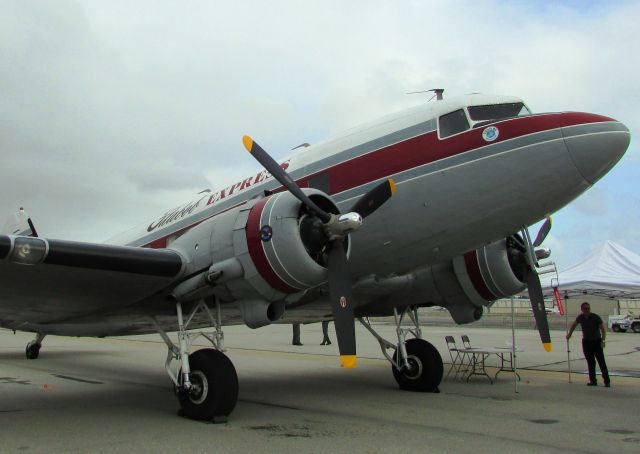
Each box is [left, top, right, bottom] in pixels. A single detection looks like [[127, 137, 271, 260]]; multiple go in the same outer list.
[[388, 178, 396, 196], [543, 342, 553, 352], [242, 135, 253, 152], [340, 355, 357, 369]]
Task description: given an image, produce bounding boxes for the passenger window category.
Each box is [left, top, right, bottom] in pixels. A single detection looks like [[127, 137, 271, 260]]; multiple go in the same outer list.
[[439, 109, 470, 138]]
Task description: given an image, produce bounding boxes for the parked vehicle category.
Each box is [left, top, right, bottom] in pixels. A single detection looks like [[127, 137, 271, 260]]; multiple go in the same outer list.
[[608, 315, 640, 333]]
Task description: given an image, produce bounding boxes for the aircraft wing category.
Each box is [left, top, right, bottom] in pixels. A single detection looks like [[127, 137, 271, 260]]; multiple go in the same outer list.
[[0, 234, 185, 331]]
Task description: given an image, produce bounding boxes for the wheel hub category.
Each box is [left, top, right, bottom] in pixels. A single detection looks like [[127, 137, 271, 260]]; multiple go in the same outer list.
[[403, 355, 423, 380], [187, 370, 209, 404]]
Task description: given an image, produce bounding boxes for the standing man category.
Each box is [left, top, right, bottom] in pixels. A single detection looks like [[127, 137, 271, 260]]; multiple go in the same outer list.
[[566, 302, 610, 387], [320, 320, 332, 345]]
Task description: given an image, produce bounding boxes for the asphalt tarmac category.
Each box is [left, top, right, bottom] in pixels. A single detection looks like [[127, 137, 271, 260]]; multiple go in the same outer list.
[[1, 322, 639, 453]]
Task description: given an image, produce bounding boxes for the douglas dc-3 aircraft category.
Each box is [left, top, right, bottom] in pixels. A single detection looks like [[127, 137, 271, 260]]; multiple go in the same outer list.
[[0, 92, 630, 421]]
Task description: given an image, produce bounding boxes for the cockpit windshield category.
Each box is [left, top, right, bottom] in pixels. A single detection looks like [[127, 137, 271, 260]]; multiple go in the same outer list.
[[438, 100, 532, 139], [468, 102, 530, 123]]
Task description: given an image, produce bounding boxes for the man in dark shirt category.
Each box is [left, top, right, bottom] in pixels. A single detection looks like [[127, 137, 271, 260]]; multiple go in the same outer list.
[[566, 302, 610, 387]]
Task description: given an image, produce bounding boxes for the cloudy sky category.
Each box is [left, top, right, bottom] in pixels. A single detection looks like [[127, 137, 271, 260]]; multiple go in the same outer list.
[[1, 0, 638, 272]]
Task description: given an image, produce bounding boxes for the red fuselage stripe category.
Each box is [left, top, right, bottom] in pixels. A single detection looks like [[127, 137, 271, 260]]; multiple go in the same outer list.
[[295, 112, 611, 195]]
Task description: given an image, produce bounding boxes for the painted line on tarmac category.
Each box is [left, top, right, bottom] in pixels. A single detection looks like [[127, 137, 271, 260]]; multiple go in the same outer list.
[[52, 374, 104, 385]]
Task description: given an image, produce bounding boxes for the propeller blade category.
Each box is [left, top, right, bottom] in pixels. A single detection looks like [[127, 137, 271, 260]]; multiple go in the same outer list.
[[533, 216, 552, 247], [242, 135, 331, 223], [350, 179, 396, 219], [327, 241, 357, 368], [524, 266, 552, 352]]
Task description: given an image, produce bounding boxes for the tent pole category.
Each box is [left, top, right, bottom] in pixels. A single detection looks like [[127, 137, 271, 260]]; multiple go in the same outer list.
[[565, 293, 572, 383], [511, 296, 518, 393]]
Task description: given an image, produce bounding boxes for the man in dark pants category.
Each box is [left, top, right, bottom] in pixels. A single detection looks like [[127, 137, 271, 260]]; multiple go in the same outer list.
[[566, 302, 610, 387], [321, 320, 332, 345], [292, 323, 302, 346]]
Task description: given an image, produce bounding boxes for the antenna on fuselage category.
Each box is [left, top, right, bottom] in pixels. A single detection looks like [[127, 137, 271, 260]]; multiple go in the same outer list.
[[406, 88, 444, 102]]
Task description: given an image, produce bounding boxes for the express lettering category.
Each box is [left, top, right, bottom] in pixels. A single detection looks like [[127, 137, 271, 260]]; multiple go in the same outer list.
[[147, 161, 291, 232], [206, 161, 289, 207]]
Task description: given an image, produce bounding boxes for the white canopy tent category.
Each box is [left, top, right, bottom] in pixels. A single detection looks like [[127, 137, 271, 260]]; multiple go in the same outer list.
[[542, 240, 640, 299]]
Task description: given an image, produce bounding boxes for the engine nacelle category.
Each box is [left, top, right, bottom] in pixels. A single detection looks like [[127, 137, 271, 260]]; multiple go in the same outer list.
[[169, 188, 345, 326], [236, 299, 286, 329], [404, 238, 526, 324], [240, 190, 345, 295], [455, 238, 527, 304]]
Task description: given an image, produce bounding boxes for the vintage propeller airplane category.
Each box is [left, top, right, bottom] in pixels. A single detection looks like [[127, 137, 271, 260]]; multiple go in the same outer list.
[[0, 92, 630, 421]]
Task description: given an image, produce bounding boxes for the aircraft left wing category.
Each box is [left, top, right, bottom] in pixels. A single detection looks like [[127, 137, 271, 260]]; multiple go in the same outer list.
[[0, 234, 185, 330]]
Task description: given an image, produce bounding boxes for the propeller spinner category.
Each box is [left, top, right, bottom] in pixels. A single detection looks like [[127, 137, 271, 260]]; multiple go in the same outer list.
[[243, 135, 396, 368]]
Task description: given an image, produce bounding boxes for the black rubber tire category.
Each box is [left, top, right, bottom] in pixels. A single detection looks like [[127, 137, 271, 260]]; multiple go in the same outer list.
[[392, 338, 443, 392], [612, 325, 621, 333], [177, 349, 239, 421], [633, 323, 640, 333], [25, 342, 41, 359]]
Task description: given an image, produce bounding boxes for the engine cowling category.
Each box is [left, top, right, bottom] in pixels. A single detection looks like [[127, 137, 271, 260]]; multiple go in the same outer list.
[[456, 238, 527, 305], [242, 189, 347, 295]]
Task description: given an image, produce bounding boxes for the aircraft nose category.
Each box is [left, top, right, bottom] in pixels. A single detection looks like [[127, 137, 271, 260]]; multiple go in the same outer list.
[[563, 121, 630, 184]]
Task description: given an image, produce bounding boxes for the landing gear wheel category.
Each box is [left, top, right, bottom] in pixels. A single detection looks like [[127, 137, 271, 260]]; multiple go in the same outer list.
[[392, 338, 443, 392], [177, 348, 238, 421], [25, 342, 41, 359]]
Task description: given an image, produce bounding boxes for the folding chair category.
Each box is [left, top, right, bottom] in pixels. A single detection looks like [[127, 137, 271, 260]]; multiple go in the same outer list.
[[444, 336, 464, 380], [458, 334, 476, 378]]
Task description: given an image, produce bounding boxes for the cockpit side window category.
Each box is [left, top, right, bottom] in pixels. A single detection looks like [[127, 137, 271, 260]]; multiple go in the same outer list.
[[438, 109, 470, 138], [468, 102, 530, 124]]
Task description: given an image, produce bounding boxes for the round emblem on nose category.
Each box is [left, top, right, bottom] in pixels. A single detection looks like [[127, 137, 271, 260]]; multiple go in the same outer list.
[[482, 126, 499, 142], [339, 296, 348, 308]]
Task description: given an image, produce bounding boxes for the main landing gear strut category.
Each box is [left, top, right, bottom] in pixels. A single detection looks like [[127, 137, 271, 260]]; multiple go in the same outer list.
[[359, 306, 443, 392], [154, 298, 238, 422]]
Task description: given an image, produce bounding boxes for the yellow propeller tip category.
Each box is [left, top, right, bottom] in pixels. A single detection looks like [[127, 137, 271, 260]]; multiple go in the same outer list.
[[340, 355, 357, 369], [388, 178, 396, 196], [242, 135, 253, 152], [543, 342, 553, 352]]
